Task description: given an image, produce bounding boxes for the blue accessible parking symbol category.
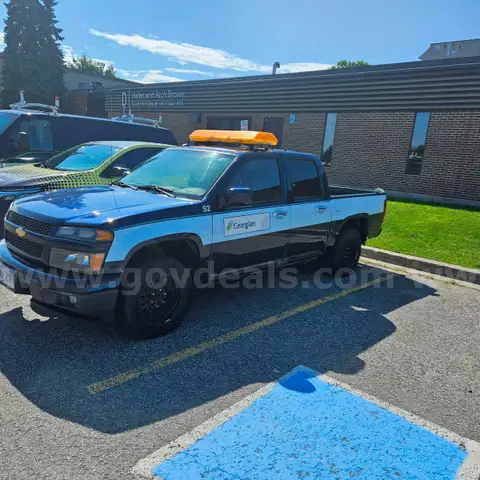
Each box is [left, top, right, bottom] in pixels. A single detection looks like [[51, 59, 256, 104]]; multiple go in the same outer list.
[[140, 366, 478, 479]]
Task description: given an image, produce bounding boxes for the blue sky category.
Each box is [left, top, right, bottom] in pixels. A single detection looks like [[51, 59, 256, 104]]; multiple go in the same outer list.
[[1, 0, 479, 83]]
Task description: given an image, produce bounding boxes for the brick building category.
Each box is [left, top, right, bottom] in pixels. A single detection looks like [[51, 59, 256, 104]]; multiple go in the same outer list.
[[106, 55, 480, 205]]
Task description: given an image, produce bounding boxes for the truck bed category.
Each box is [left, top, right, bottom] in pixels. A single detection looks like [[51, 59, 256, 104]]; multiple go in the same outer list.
[[328, 184, 385, 198]]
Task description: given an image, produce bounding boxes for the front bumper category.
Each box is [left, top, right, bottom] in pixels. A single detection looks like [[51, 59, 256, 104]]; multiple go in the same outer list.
[[0, 241, 121, 318]]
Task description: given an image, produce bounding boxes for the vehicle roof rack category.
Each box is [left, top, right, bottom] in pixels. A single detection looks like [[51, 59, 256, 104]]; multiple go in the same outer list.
[[188, 140, 272, 151], [111, 103, 162, 128], [9, 91, 59, 116], [112, 113, 163, 128]]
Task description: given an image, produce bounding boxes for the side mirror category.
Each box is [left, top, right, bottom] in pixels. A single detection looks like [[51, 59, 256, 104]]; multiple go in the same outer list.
[[103, 166, 130, 179], [225, 187, 253, 208], [17, 132, 30, 152]]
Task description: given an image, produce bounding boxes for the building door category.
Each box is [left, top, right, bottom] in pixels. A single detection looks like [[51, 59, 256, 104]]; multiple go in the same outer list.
[[87, 92, 108, 118], [263, 117, 284, 147]]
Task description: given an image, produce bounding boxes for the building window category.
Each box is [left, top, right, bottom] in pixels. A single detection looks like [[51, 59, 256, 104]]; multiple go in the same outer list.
[[207, 117, 251, 131], [321, 113, 337, 166], [405, 112, 430, 175]]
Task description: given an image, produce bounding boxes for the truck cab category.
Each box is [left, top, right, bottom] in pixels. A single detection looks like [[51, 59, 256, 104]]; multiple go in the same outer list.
[[0, 130, 387, 339]]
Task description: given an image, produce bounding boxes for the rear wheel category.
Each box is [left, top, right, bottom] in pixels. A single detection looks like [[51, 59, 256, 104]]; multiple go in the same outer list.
[[117, 256, 192, 339], [331, 228, 362, 271]]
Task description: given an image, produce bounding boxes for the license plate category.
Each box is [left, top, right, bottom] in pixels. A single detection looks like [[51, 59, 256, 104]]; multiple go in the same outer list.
[[0, 263, 15, 290]]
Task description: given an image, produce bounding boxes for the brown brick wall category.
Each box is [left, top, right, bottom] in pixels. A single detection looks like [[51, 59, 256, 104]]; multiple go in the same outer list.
[[324, 112, 415, 191], [325, 111, 480, 201], [120, 109, 480, 202], [127, 111, 326, 151]]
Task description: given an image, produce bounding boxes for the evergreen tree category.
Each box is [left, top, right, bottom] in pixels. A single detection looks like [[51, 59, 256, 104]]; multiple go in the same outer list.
[[2, 0, 66, 107]]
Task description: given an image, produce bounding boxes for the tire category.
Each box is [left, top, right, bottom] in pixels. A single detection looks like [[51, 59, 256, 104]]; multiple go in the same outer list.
[[117, 256, 192, 339], [330, 227, 362, 271]]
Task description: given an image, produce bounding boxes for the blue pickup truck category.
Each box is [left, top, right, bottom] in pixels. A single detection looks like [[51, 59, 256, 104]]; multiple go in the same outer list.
[[0, 130, 386, 338]]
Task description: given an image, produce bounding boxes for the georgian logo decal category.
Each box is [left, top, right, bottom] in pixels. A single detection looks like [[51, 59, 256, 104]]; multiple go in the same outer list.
[[224, 213, 270, 237]]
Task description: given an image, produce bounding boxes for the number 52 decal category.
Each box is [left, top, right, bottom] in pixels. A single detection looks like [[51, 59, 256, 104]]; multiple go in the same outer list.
[[202, 205, 211, 213]]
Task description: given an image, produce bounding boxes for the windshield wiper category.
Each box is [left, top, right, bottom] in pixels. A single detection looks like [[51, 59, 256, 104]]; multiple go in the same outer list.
[[113, 181, 138, 190], [137, 185, 176, 197]]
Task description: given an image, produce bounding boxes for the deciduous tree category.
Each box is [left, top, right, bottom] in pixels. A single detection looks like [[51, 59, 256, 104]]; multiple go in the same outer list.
[[69, 54, 117, 79]]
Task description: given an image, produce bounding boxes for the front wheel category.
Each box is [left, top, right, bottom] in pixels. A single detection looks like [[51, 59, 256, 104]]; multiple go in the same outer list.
[[117, 256, 192, 339], [331, 228, 362, 271]]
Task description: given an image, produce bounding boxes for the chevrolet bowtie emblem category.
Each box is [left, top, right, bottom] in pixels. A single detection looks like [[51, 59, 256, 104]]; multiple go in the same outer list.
[[15, 227, 26, 238]]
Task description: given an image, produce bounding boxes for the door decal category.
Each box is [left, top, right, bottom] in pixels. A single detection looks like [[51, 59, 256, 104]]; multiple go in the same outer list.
[[223, 213, 270, 237]]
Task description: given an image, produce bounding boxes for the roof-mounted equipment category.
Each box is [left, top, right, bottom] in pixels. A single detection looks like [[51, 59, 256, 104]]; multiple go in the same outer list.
[[189, 130, 278, 149], [112, 113, 163, 128], [111, 99, 163, 128], [9, 91, 59, 116]]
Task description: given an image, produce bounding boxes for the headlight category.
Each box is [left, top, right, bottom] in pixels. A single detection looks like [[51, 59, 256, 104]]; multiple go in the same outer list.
[[56, 227, 113, 242], [49, 248, 106, 273]]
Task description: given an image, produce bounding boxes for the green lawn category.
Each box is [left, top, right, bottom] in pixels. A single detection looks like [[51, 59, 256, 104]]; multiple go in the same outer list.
[[368, 200, 480, 269]]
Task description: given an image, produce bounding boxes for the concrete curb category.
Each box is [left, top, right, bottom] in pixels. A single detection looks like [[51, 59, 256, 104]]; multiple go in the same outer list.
[[362, 246, 480, 285]]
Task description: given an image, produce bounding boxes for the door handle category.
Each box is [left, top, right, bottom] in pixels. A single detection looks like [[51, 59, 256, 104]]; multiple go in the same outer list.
[[272, 209, 288, 218], [316, 206, 328, 213]]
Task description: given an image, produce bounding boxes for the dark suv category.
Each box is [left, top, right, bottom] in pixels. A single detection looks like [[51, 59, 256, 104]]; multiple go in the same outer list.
[[0, 109, 176, 167]]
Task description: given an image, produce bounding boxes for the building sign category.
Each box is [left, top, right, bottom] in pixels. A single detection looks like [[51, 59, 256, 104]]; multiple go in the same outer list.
[[240, 120, 249, 131], [128, 89, 185, 108], [288, 114, 297, 124]]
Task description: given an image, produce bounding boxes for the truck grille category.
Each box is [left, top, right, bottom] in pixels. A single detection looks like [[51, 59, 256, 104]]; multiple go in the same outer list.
[[5, 230, 44, 258], [6, 211, 52, 236]]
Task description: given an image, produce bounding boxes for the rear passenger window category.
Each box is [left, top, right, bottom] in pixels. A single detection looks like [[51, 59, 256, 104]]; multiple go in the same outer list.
[[287, 159, 323, 200], [228, 159, 282, 205]]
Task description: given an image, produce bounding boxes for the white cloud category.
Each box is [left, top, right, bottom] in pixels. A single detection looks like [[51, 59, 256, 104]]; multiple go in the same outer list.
[[116, 69, 183, 83], [62, 45, 75, 63], [63, 46, 175, 84], [165, 67, 215, 76], [90, 29, 331, 73], [0, 32, 5, 49], [278, 62, 332, 73]]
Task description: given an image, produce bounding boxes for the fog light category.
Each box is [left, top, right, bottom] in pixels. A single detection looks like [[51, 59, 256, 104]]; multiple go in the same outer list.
[[68, 295, 77, 305]]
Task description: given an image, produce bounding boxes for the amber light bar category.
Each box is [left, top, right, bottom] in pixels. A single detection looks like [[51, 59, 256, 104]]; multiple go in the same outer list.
[[189, 129, 278, 146]]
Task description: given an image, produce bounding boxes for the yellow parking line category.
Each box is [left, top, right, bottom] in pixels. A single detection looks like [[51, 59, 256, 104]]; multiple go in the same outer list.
[[87, 275, 393, 395]]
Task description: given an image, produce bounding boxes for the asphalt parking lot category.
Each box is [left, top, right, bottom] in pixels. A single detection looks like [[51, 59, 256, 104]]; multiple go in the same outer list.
[[0, 260, 479, 479]]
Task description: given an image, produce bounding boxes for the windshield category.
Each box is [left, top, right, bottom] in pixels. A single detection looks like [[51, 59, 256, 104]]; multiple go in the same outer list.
[[42, 144, 122, 171], [0, 112, 19, 136], [122, 148, 236, 198]]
